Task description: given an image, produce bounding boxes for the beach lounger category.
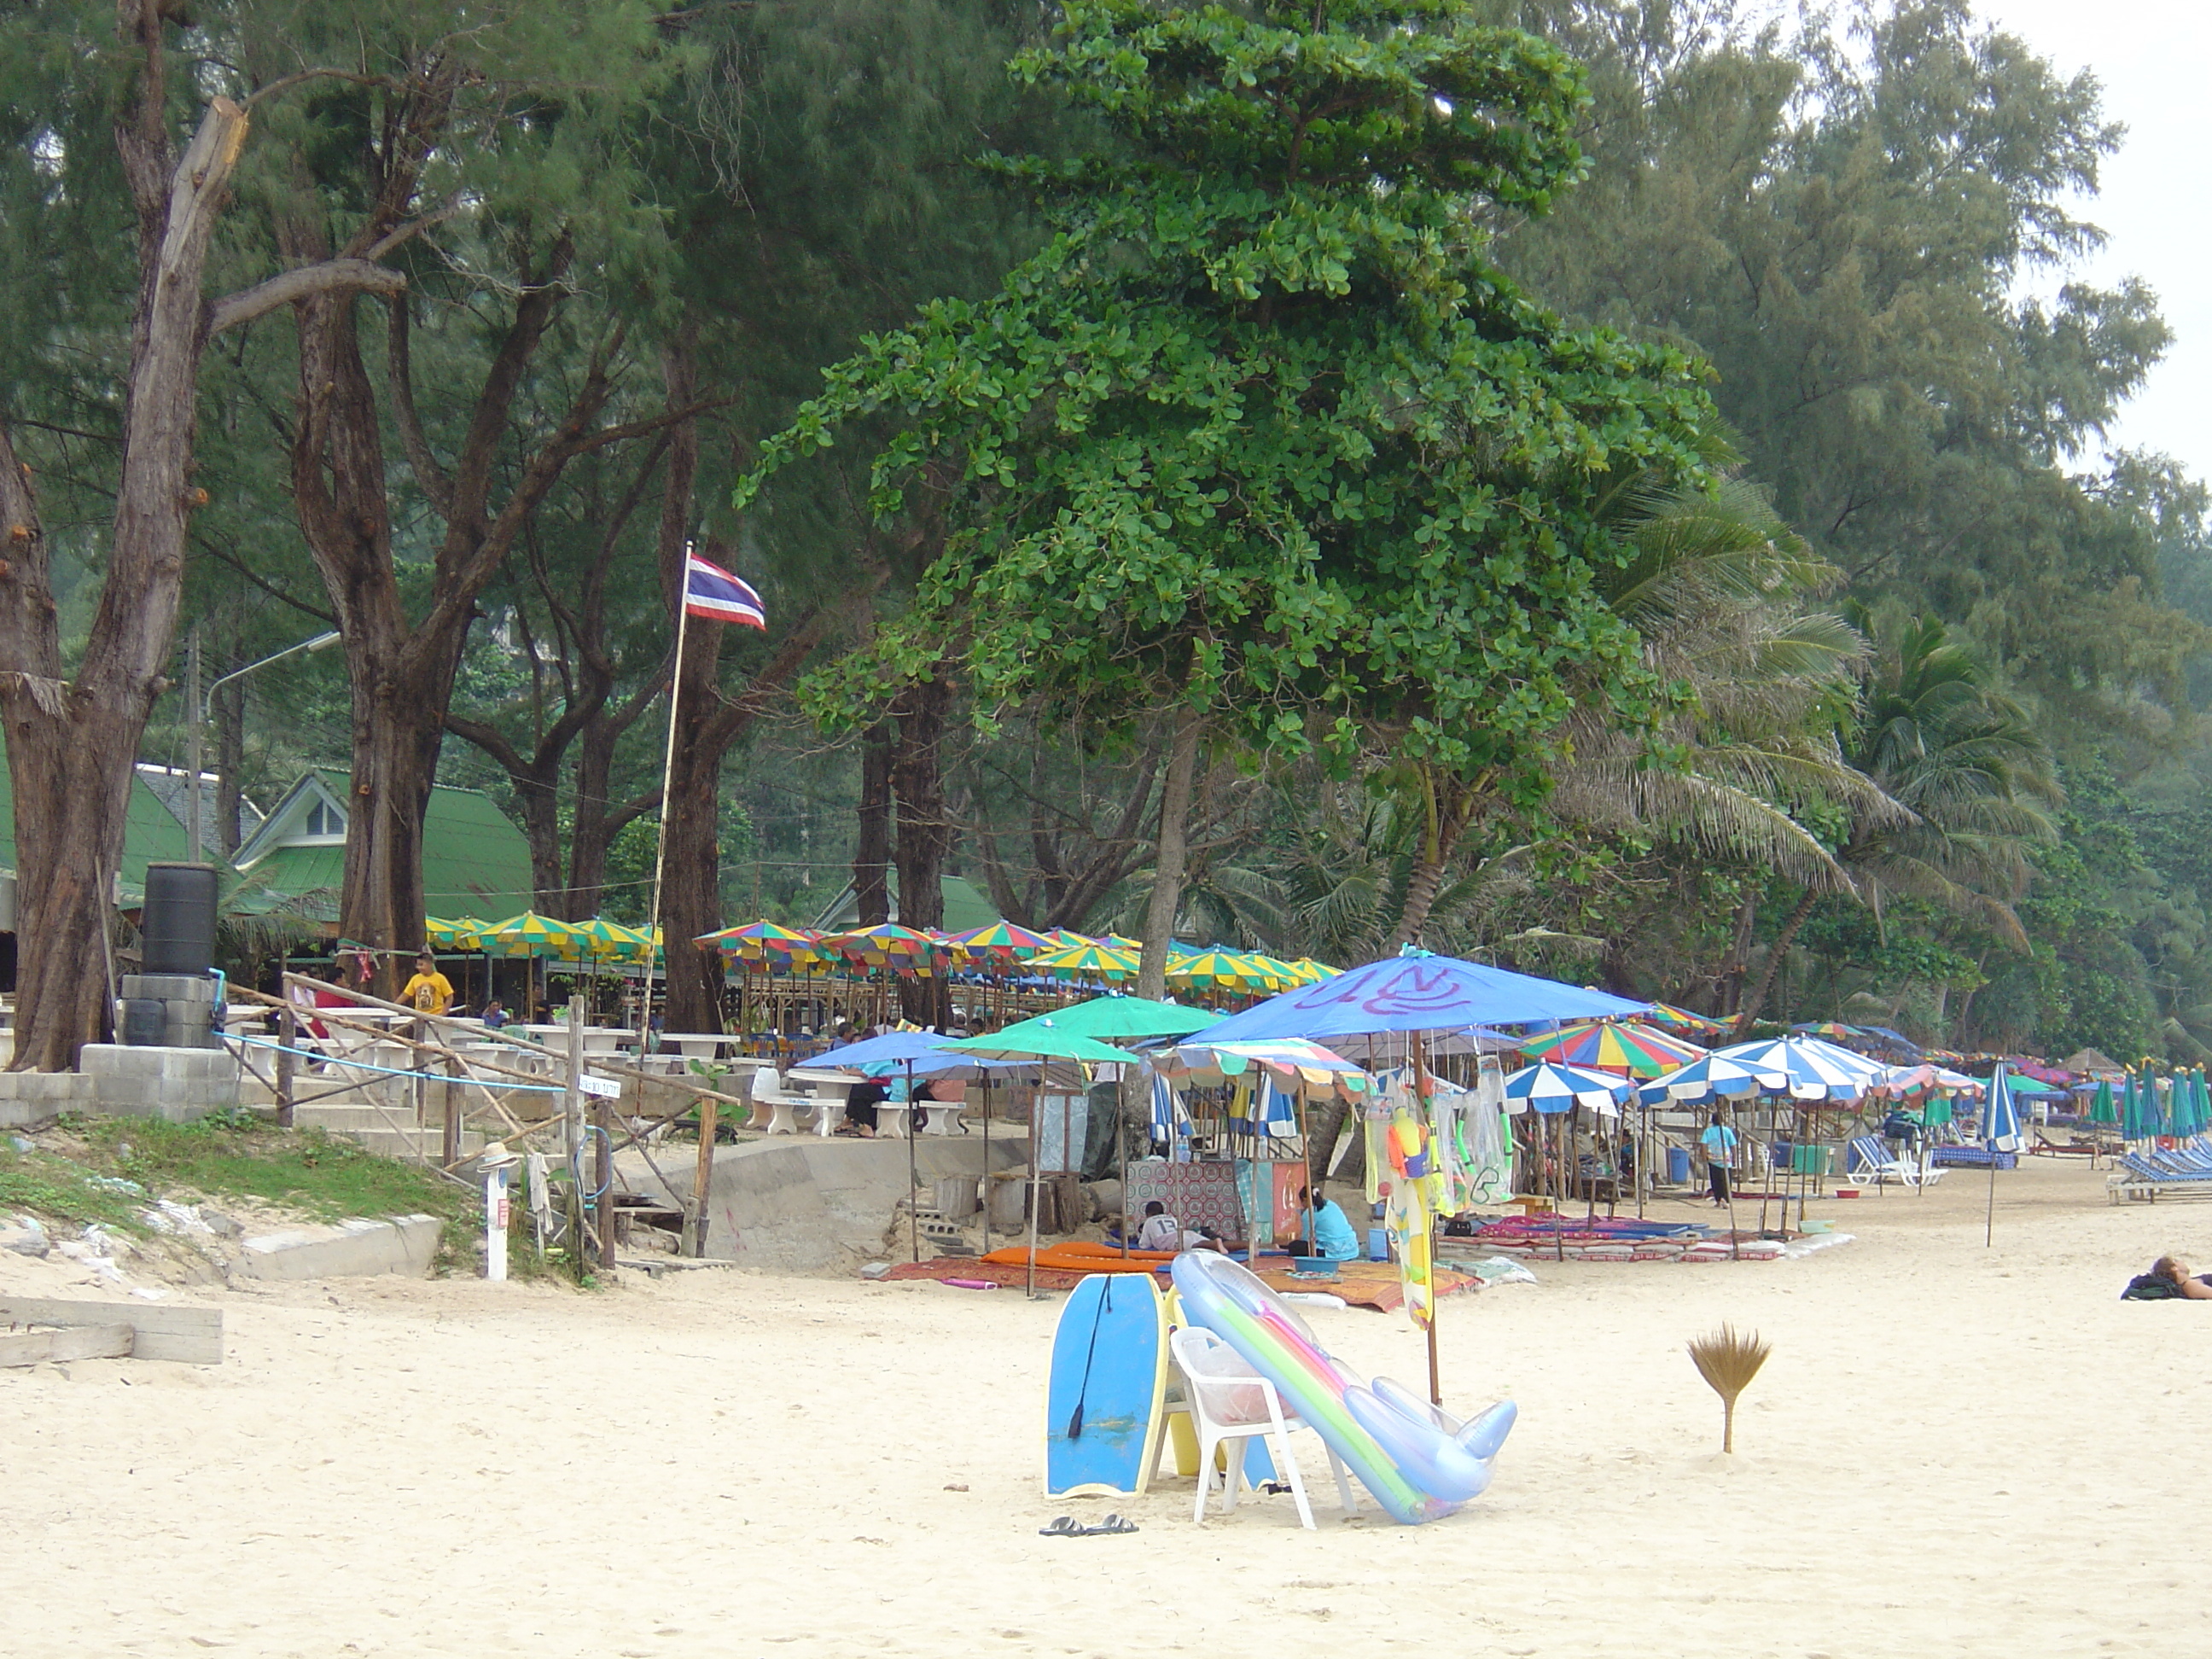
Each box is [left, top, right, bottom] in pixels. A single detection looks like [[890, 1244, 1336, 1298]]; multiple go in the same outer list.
[[2107, 1152, 2212, 1203], [1846, 1136, 1942, 1188], [2029, 1131, 2100, 1160]]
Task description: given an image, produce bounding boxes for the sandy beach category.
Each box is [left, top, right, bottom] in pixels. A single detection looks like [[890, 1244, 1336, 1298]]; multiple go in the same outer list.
[[7, 1157, 2208, 1658]]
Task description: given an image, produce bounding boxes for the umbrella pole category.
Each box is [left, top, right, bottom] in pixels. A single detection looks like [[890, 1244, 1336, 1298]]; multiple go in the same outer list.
[[1117, 1065, 1130, 1260], [1985, 1153, 1998, 1249], [1412, 1029, 1441, 1406], [1025, 1066, 1042, 1300], [906, 1060, 919, 1264], [980, 1078, 991, 1256], [1551, 1118, 1563, 1265]]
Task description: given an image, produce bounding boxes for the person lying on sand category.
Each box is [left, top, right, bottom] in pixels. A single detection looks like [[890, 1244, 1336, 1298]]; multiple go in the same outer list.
[[1135, 1200, 1226, 1253], [2122, 1255, 2212, 1300]]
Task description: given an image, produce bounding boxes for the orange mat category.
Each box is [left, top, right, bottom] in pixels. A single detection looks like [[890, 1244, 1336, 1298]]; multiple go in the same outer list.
[[875, 1253, 1479, 1313]]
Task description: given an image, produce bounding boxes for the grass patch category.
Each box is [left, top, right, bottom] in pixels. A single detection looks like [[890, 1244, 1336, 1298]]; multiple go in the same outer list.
[[65, 1113, 473, 1228], [0, 1145, 148, 1231]]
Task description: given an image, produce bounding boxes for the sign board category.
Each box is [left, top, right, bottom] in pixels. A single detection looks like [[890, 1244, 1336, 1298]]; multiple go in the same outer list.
[[578, 1072, 620, 1098]]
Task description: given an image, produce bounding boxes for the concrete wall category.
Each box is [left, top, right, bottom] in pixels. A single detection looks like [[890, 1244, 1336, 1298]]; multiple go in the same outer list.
[[636, 1135, 1027, 1274]]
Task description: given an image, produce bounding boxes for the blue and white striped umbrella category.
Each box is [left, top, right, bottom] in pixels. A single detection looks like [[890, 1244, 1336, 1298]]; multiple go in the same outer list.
[[1638, 1051, 1790, 1105], [1710, 1036, 1889, 1101], [1983, 1062, 2022, 1154], [1150, 1073, 1192, 1149], [1505, 1061, 1633, 1116]]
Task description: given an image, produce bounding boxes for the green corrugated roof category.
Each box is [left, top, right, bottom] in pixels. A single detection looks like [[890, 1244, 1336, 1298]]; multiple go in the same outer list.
[[0, 738, 194, 900], [230, 769, 533, 920]]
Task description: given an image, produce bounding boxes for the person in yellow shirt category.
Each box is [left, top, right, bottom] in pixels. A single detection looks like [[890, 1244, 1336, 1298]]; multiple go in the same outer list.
[[400, 952, 453, 1016]]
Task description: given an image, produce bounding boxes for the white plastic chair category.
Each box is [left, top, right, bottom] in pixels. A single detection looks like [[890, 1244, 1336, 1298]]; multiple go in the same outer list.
[[1168, 1325, 1356, 1529]]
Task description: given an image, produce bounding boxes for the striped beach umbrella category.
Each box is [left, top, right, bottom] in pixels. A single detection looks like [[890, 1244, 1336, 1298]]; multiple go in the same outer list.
[[480, 911, 581, 958], [1709, 1036, 1888, 1101], [947, 920, 1054, 962], [1166, 949, 1271, 994], [1639, 1002, 1728, 1036], [1505, 1061, 1634, 1115], [1638, 1051, 1790, 1104], [1522, 1020, 1708, 1077], [700, 919, 823, 963], [1026, 940, 1141, 984], [425, 916, 486, 951], [821, 923, 943, 973]]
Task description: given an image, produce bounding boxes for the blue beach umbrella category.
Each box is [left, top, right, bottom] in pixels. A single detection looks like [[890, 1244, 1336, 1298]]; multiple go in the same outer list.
[[1638, 1051, 1790, 1105], [1982, 1062, 2023, 1248], [1185, 946, 1648, 1045]]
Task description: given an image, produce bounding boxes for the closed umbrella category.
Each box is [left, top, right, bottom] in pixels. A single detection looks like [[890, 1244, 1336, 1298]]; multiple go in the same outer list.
[[1983, 1062, 2022, 1247]]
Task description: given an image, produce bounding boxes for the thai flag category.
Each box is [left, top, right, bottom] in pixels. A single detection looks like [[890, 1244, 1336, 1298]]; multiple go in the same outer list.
[[683, 551, 766, 630]]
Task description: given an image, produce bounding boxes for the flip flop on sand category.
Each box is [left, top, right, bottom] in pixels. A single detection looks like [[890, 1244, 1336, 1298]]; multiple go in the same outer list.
[[1038, 1516, 1084, 1537], [1084, 1515, 1139, 1535]]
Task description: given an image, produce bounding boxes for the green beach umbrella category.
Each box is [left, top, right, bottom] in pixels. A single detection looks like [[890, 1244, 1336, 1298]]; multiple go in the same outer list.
[[2088, 1079, 2119, 1127], [988, 995, 1214, 1045], [939, 1028, 1138, 1066]]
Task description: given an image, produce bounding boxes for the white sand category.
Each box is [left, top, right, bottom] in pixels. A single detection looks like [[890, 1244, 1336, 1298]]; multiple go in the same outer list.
[[7, 1156, 2209, 1657]]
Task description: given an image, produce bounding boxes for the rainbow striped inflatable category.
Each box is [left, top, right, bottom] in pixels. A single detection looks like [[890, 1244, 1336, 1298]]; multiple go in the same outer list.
[[1170, 1251, 1515, 1525]]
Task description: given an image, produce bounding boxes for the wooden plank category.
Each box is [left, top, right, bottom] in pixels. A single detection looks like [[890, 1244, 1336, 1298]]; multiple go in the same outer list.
[[0, 1323, 133, 1367], [0, 1297, 222, 1365]]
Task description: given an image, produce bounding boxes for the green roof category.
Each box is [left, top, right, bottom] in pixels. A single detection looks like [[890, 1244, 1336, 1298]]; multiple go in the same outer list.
[[813, 873, 1001, 933], [0, 740, 194, 901], [233, 770, 534, 922]]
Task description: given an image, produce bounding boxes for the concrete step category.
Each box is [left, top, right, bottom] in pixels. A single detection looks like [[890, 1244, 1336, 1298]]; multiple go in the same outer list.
[[338, 1126, 489, 1161]]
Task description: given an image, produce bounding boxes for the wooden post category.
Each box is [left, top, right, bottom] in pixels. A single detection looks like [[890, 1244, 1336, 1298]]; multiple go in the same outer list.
[[562, 995, 586, 1282], [596, 1093, 616, 1269], [438, 1016, 461, 1167], [690, 1092, 719, 1258], [1025, 1067, 1042, 1300], [275, 1003, 296, 1129]]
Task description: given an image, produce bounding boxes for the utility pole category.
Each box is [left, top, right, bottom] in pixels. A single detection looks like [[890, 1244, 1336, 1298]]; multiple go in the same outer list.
[[185, 626, 203, 865]]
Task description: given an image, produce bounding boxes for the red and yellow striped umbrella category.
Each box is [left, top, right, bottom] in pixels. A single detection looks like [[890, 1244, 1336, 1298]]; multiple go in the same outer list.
[[1519, 1020, 1708, 1078], [698, 919, 823, 963], [949, 920, 1055, 961]]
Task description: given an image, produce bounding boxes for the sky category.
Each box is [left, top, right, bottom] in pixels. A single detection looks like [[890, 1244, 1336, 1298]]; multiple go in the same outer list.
[[1973, 0, 2212, 485]]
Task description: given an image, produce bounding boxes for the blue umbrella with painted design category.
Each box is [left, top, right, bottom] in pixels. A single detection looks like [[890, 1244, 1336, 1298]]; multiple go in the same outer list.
[[1982, 1062, 2023, 1248]]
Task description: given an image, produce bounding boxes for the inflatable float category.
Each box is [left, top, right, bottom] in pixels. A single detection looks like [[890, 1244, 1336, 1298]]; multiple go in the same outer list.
[[1171, 1250, 1515, 1525]]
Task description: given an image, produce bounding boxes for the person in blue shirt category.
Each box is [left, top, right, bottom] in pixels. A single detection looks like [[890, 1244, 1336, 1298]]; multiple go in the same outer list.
[[1289, 1186, 1361, 1261], [1700, 1109, 1739, 1208]]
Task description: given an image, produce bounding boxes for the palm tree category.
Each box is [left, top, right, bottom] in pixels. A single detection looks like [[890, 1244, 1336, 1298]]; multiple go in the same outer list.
[[1730, 608, 2061, 1033], [1379, 473, 1892, 952]]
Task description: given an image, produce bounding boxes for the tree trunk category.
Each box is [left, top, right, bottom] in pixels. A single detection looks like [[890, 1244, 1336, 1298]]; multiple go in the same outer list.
[[0, 85, 253, 1068], [1731, 888, 1819, 1035], [1134, 711, 1203, 1003], [212, 678, 246, 858], [853, 719, 894, 927], [1384, 768, 1481, 954], [891, 677, 953, 1026]]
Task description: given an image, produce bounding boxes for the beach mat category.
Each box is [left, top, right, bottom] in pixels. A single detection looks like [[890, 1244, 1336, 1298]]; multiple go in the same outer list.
[[876, 1253, 1477, 1313]]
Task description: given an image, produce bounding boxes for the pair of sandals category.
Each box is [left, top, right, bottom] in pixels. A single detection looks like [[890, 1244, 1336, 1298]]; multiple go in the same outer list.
[[1037, 1513, 1139, 1537]]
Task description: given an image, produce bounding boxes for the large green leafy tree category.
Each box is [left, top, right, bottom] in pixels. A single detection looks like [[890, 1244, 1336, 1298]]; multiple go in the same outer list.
[[742, 0, 1723, 994]]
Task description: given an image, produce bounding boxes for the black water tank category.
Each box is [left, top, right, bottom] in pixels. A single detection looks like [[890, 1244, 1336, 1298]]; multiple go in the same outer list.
[[141, 862, 218, 975]]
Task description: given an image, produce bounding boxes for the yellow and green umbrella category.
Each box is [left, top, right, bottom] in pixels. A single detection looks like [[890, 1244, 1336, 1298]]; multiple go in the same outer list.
[[425, 916, 487, 951], [1167, 949, 1276, 994], [1026, 940, 1140, 983], [480, 911, 582, 958]]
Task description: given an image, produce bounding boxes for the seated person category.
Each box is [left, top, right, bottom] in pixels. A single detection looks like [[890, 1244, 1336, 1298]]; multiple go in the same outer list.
[[2122, 1254, 2212, 1300], [1134, 1200, 1225, 1254], [1283, 1185, 1361, 1261], [838, 1079, 888, 1137], [478, 998, 509, 1030]]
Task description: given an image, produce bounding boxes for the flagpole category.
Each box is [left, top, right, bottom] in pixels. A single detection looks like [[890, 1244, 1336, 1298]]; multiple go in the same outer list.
[[643, 545, 697, 1062]]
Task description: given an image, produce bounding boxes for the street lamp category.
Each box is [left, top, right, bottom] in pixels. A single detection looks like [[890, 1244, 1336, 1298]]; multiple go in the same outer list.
[[186, 628, 343, 865]]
